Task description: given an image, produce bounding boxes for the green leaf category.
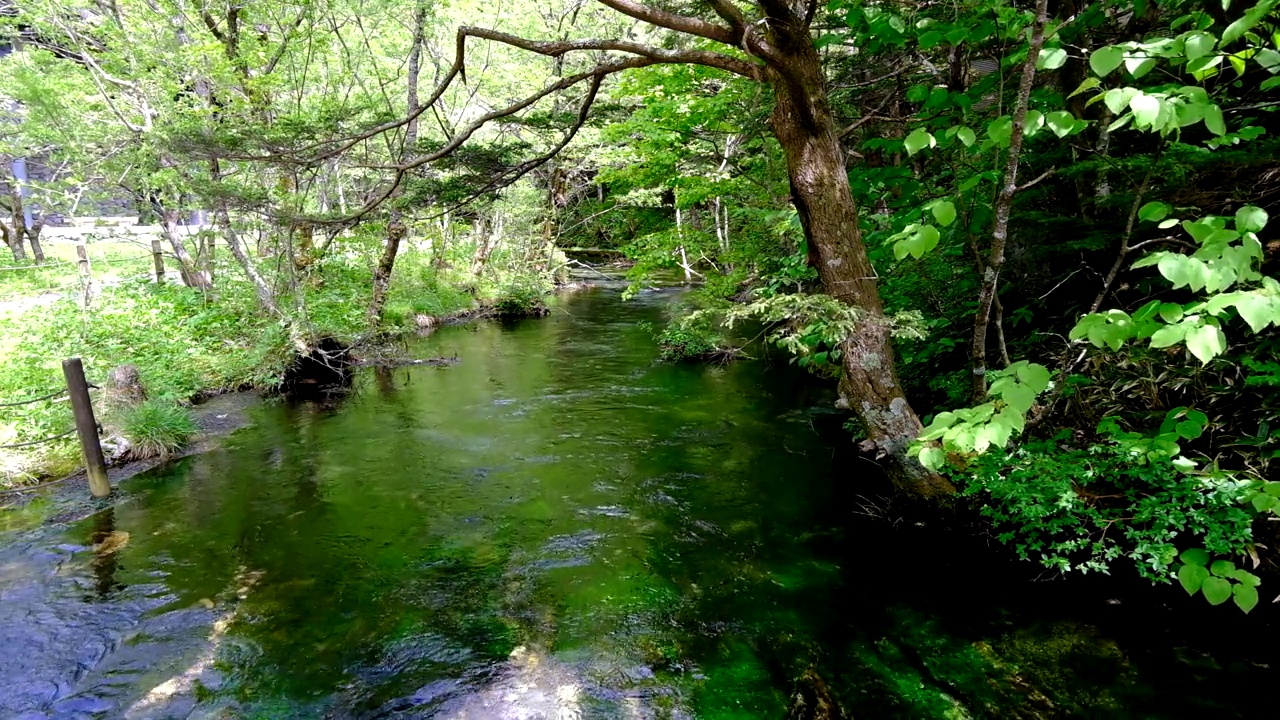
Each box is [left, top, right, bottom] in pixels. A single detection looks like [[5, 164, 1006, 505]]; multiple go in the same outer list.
[[1158, 218, 1180, 229], [1235, 205, 1269, 233], [1201, 576, 1232, 605], [1182, 31, 1216, 61], [1090, 46, 1126, 76], [1175, 420, 1204, 439], [1158, 302, 1184, 323], [1233, 570, 1263, 587], [1125, 55, 1157, 78], [1234, 293, 1277, 333], [1130, 93, 1161, 127], [917, 31, 943, 49], [1252, 493, 1278, 512], [1257, 48, 1280, 70], [918, 445, 946, 470], [931, 200, 957, 227], [1265, 482, 1280, 497], [1149, 324, 1188, 348], [1222, 0, 1279, 45], [904, 128, 935, 156], [956, 126, 976, 147], [1015, 363, 1052, 393], [1233, 583, 1259, 613], [1103, 87, 1137, 115], [1178, 563, 1210, 594], [1180, 548, 1210, 566], [1204, 104, 1226, 135], [1045, 110, 1076, 138], [987, 116, 1013, 146], [1038, 47, 1068, 70], [1186, 323, 1227, 364], [1000, 383, 1037, 414], [1210, 559, 1236, 577], [1138, 201, 1170, 222], [1067, 77, 1101, 99]]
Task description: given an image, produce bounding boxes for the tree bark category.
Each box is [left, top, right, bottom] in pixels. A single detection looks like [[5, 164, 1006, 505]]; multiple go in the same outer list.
[[368, 0, 427, 324], [971, 0, 1050, 402], [764, 24, 952, 497]]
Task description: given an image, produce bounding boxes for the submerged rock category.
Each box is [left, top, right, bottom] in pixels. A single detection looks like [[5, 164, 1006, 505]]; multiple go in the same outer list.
[[786, 669, 846, 720]]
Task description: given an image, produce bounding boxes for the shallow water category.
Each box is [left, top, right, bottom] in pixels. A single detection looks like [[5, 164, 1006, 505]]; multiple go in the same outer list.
[[2, 286, 1277, 719]]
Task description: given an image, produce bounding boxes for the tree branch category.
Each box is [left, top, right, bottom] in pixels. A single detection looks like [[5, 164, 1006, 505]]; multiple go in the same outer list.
[[594, 0, 739, 45], [461, 26, 762, 79]]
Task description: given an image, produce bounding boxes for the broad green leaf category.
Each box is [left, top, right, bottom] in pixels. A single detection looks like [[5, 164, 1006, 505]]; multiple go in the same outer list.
[[917, 31, 943, 49], [1125, 55, 1157, 78], [1186, 323, 1227, 364], [1234, 293, 1277, 333], [1175, 420, 1203, 439], [1211, 559, 1237, 577], [1201, 576, 1232, 605], [1233, 570, 1263, 587], [1257, 48, 1280, 70], [1138, 201, 1170, 222], [1158, 302, 1184, 323], [931, 200, 957, 226], [1204, 104, 1226, 135], [1235, 205, 1269, 232], [1150, 324, 1188, 348], [1015, 363, 1052, 393], [1265, 482, 1280, 497], [1130, 93, 1161, 127], [1180, 548, 1210, 566], [1000, 383, 1037, 414], [987, 116, 1013, 146], [918, 445, 946, 470], [904, 128, 935, 156], [1090, 46, 1126, 76], [1038, 47, 1068, 70], [1178, 563, 1209, 594], [1234, 583, 1259, 613], [1182, 31, 1216, 61], [1103, 87, 1138, 115], [1158, 218, 1181, 229], [1046, 110, 1076, 138], [956, 126, 976, 147], [1252, 493, 1278, 512]]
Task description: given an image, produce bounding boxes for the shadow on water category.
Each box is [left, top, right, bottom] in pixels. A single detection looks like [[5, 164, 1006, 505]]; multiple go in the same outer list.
[[1, 285, 1278, 719]]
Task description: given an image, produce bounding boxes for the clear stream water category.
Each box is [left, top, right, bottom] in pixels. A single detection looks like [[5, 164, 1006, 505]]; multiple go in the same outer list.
[[1, 286, 1278, 719]]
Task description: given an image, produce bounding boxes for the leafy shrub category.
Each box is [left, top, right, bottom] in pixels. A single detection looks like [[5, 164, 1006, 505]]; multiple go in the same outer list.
[[119, 400, 199, 459], [642, 316, 738, 363], [953, 433, 1256, 583]]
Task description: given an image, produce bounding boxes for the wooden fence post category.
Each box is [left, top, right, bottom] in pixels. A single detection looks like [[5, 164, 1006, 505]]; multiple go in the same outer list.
[[62, 357, 110, 498], [151, 237, 165, 283]]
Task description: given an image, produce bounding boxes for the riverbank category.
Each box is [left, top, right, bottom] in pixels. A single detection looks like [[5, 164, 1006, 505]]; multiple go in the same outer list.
[[0, 237, 560, 488]]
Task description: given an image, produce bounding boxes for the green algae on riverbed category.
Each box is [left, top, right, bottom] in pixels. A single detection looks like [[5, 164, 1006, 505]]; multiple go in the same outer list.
[[1, 286, 1278, 719]]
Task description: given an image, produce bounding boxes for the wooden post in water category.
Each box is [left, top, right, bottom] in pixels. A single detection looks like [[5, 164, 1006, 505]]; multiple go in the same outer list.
[[150, 237, 165, 283], [62, 357, 111, 498]]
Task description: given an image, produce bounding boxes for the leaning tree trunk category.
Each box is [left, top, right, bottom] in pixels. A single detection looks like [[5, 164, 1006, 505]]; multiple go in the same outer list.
[[766, 38, 953, 498]]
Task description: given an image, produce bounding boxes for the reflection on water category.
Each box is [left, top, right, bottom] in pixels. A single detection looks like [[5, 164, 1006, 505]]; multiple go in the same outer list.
[[1, 286, 1278, 719]]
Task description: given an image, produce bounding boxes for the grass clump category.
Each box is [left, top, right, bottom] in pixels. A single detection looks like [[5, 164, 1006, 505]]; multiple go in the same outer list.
[[118, 400, 199, 459]]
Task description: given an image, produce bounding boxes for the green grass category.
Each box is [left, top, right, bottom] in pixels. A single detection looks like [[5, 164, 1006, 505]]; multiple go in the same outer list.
[[117, 400, 200, 459], [0, 231, 553, 486]]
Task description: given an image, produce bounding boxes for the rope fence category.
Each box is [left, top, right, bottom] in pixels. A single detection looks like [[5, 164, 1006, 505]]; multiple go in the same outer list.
[[0, 388, 68, 408]]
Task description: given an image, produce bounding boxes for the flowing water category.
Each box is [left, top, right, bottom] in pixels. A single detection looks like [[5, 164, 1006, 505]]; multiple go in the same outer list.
[[2, 285, 1278, 719]]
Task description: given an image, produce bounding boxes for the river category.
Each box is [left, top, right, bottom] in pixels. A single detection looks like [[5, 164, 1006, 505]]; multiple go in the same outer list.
[[1, 285, 1277, 719]]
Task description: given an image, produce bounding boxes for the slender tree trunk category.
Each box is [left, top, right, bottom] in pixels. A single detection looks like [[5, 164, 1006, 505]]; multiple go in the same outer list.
[[27, 219, 44, 264], [209, 158, 279, 314], [369, 0, 427, 324], [160, 207, 211, 289], [765, 33, 952, 497], [3, 222, 24, 261], [971, 0, 1050, 402]]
